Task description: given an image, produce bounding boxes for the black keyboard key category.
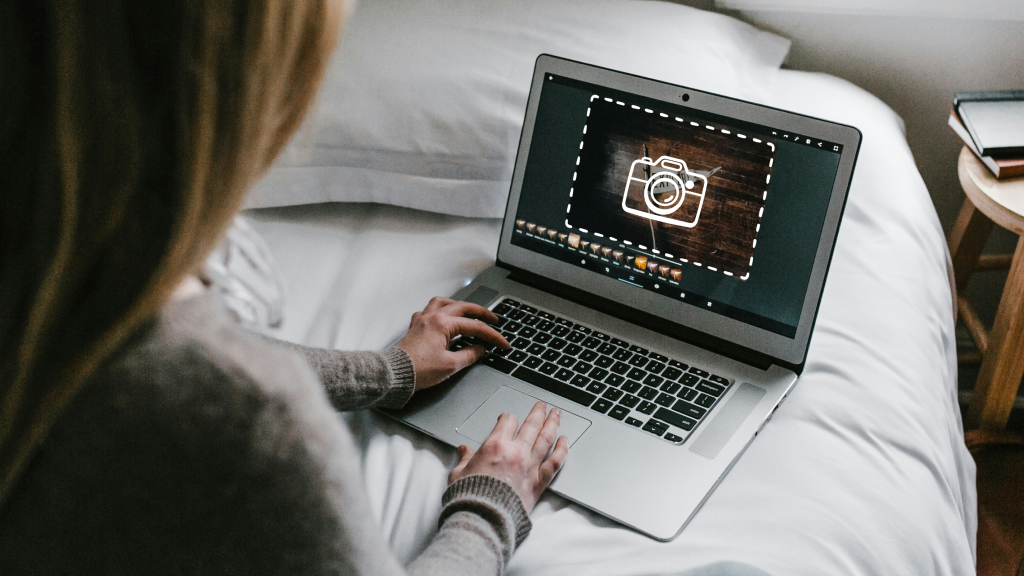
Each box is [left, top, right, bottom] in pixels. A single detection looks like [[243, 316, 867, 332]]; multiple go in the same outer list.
[[602, 388, 623, 401], [689, 367, 710, 378], [493, 303, 514, 316], [629, 345, 649, 355], [526, 343, 545, 356], [608, 405, 629, 420], [549, 338, 568, 350], [605, 373, 626, 387], [646, 361, 666, 375], [668, 359, 689, 370], [449, 340, 467, 351], [570, 375, 591, 388], [660, 382, 681, 395], [482, 355, 517, 373], [539, 362, 558, 375], [620, 394, 640, 408], [501, 298, 520, 307], [622, 380, 642, 394], [589, 367, 609, 381], [519, 326, 538, 339], [625, 416, 644, 427], [520, 304, 537, 314], [709, 374, 730, 385], [597, 342, 617, 355], [522, 314, 540, 326], [611, 361, 630, 375], [524, 356, 543, 369], [677, 387, 698, 401], [696, 381, 726, 397], [611, 337, 630, 348], [648, 352, 669, 363], [573, 325, 592, 335], [505, 321, 523, 333], [551, 325, 571, 338], [533, 332, 552, 345], [491, 317, 509, 328], [537, 320, 555, 332], [642, 420, 667, 436], [643, 374, 664, 387], [566, 331, 585, 343], [612, 348, 634, 362], [564, 344, 584, 356], [511, 337, 530, 349], [662, 367, 683, 381], [655, 408, 696, 430], [664, 433, 684, 443], [582, 337, 601, 349], [556, 356, 576, 368], [592, 399, 613, 413], [541, 349, 561, 362], [637, 401, 657, 415], [627, 368, 647, 381], [556, 318, 574, 327], [579, 350, 599, 362], [594, 355, 614, 369], [671, 400, 707, 420], [628, 355, 649, 368], [555, 368, 573, 381], [537, 311, 555, 320], [572, 360, 593, 374], [638, 386, 659, 400], [592, 331, 610, 341], [586, 382, 607, 394], [695, 393, 716, 408], [509, 350, 529, 363], [680, 374, 701, 387], [508, 309, 526, 321], [655, 393, 676, 407], [492, 347, 512, 358], [512, 366, 596, 407]]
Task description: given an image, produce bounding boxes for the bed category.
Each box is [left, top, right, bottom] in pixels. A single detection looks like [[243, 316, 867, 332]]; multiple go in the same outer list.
[[240, 2, 977, 573]]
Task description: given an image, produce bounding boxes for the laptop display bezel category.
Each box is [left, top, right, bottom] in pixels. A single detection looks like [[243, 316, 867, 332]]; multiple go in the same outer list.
[[496, 54, 861, 368]]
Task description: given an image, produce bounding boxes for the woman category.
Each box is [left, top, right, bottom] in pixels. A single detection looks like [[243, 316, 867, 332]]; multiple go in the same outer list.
[[0, 1, 567, 574]]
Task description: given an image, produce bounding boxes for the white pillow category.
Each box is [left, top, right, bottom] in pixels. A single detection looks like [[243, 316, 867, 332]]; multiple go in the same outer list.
[[246, 0, 791, 218]]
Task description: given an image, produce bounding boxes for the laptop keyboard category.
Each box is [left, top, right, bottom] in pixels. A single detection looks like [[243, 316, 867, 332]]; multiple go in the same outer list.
[[450, 297, 733, 445]]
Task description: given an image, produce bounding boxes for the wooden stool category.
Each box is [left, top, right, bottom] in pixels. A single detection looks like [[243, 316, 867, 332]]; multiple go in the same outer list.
[[950, 147, 1024, 431]]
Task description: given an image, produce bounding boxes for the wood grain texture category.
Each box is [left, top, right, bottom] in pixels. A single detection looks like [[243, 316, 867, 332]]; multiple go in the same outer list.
[[569, 99, 775, 279], [968, 235, 1024, 431]]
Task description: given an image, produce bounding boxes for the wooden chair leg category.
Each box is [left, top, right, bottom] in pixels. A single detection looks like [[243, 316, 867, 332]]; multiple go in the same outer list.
[[949, 198, 993, 294], [968, 235, 1024, 430]]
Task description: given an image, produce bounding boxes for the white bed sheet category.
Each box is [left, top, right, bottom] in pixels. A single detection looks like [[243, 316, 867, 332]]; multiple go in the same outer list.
[[245, 69, 976, 575]]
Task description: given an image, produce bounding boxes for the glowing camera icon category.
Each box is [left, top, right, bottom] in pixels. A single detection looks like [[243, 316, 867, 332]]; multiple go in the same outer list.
[[621, 155, 707, 228]]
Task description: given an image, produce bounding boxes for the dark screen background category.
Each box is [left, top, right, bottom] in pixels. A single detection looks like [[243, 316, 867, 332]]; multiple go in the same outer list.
[[511, 76, 841, 338]]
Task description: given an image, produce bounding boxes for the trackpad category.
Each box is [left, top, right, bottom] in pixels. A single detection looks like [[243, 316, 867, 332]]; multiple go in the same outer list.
[[456, 386, 591, 447]]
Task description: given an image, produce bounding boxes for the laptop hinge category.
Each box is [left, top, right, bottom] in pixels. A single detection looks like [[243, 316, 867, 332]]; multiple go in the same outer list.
[[503, 265, 779, 372]]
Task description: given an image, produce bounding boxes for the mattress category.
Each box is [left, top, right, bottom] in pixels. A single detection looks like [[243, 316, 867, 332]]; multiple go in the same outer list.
[[245, 69, 977, 575]]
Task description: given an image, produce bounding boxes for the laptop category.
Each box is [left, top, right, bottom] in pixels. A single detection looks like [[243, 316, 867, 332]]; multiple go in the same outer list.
[[385, 54, 861, 540]]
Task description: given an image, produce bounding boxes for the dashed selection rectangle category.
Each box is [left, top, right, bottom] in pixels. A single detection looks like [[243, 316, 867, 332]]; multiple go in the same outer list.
[[567, 97, 777, 279]]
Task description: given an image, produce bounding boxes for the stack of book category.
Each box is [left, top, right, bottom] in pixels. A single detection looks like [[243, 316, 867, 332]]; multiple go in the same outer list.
[[949, 90, 1024, 179]]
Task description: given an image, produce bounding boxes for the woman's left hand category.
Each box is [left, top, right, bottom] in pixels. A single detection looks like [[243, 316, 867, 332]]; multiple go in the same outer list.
[[397, 297, 510, 390]]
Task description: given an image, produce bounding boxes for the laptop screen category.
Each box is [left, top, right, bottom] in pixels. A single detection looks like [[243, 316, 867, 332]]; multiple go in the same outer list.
[[508, 74, 843, 339]]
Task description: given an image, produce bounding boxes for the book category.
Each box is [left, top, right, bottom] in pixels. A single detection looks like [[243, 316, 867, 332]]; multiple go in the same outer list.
[[949, 109, 1024, 179], [954, 90, 1024, 158]]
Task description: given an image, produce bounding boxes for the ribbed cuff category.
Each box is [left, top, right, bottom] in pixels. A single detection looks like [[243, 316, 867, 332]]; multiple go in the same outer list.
[[441, 474, 532, 550], [378, 347, 416, 409]]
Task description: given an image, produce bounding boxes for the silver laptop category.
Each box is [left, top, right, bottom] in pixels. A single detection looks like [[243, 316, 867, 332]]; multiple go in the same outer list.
[[385, 54, 861, 540]]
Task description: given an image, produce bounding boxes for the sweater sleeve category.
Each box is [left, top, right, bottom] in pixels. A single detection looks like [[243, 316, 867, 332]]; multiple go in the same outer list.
[[258, 335, 416, 411]]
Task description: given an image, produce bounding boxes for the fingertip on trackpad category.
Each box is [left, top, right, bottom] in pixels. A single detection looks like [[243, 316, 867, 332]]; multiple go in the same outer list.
[[456, 386, 591, 446]]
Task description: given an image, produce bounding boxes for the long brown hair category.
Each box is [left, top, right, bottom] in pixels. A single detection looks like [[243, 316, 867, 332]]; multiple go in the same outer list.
[[0, 0, 342, 508]]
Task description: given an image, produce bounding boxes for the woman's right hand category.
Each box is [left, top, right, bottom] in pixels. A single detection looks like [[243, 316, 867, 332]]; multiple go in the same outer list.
[[448, 401, 568, 513]]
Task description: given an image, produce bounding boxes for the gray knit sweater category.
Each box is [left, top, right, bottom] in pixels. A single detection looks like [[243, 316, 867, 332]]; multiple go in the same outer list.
[[0, 293, 531, 575]]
